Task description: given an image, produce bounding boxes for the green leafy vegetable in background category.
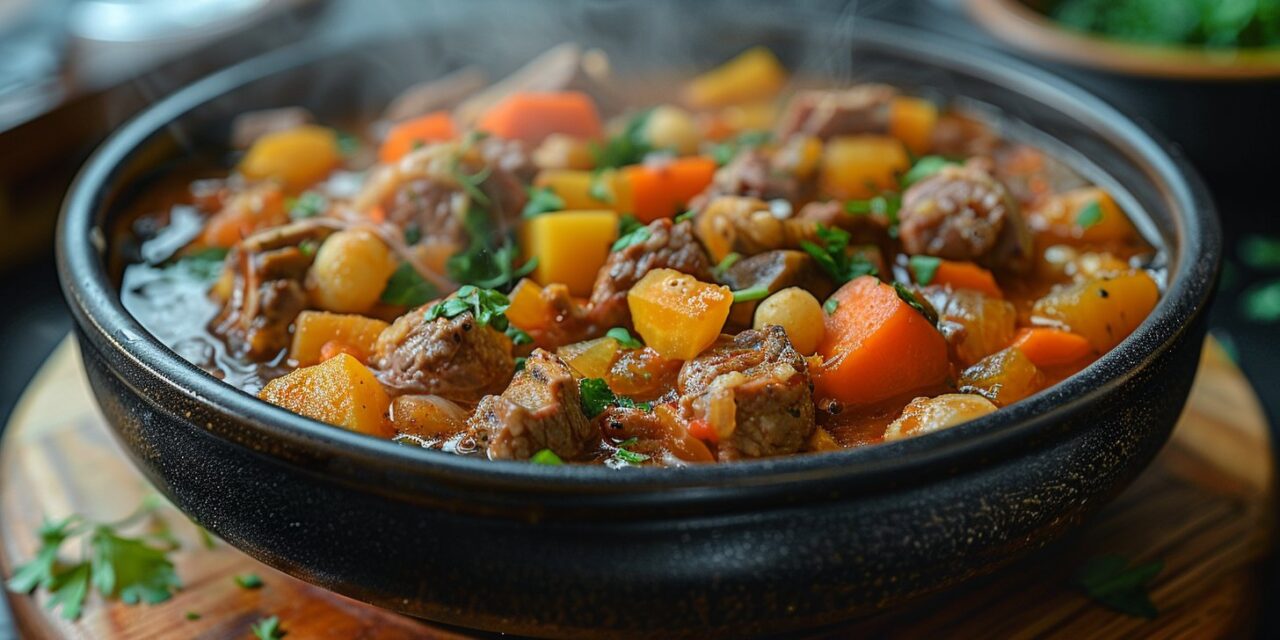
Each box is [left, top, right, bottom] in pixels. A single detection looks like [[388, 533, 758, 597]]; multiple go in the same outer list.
[[710, 130, 772, 166], [380, 262, 440, 308], [801, 224, 878, 284], [1074, 554, 1164, 619], [592, 109, 654, 169], [1239, 234, 1280, 270], [1241, 280, 1280, 322], [446, 207, 535, 291], [252, 614, 286, 639], [522, 186, 566, 217], [1051, 0, 1280, 49]]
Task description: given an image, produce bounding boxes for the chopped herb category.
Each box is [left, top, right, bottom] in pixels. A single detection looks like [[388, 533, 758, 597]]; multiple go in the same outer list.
[[592, 109, 654, 169], [449, 159, 492, 207], [617, 213, 643, 238], [606, 327, 644, 349], [446, 207, 535, 291], [612, 223, 652, 252], [507, 326, 533, 346], [1240, 234, 1280, 270], [845, 192, 902, 228], [6, 499, 181, 621], [1074, 554, 1163, 619], [1241, 279, 1280, 322], [1076, 201, 1104, 228], [514, 356, 527, 372], [335, 130, 360, 156], [900, 155, 956, 188], [234, 573, 263, 589], [251, 614, 286, 640], [712, 252, 742, 279], [298, 240, 318, 258], [522, 186, 566, 217], [823, 298, 840, 315], [530, 449, 564, 465], [404, 223, 422, 245], [893, 282, 939, 326], [732, 285, 771, 302], [168, 247, 229, 281], [710, 130, 772, 166], [380, 262, 440, 308], [186, 611, 201, 621], [908, 255, 942, 286], [579, 378, 651, 418], [426, 285, 535, 345], [675, 209, 697, 223], [286, 191, 327, 220], [588, 168, 617, 204], [612, 437, 651, 464], [800, 224, 878, 284]]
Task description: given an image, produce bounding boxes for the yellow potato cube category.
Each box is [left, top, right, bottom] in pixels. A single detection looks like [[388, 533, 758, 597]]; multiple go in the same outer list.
[[238, 125, 341, 192], [290, 311, 390, 367], [820, 135, 910, 199], [1031, 271, 1159, 351], [533, 170, 631, 213], [522, 210, 619, 296], [259, 353, 393, 438], [683, 47, 787, 109], [627, 269, 732, 360]]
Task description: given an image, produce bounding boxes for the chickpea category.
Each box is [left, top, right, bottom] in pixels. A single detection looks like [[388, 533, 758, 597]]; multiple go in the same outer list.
[[883, 394, 997, 441], [532, 133, 595, 171], [644, 106, 699, 155], [753, 287, 825, 354], [307, 229, 397, 313]]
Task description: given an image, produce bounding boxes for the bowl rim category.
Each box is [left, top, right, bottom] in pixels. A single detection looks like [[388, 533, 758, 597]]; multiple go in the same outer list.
[[968, 0, 1280, 81], [57, 20, 1220, 494]]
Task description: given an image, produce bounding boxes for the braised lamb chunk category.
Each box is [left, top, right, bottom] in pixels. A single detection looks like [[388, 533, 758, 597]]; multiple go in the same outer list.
[[898, 163, 1033, 273], [677, 326, 815, 460], [372, 307, 515, 403], [465, 349, 597, 460], [689, 150, 800, 212], [210, 220, 336, 360], [587, 218, 714, 328], [720, 250, 834, 328], [774, 84, 897, 140]]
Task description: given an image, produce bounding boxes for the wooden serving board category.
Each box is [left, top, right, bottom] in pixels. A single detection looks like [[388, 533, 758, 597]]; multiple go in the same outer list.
[[1, 336, 1273, 639]]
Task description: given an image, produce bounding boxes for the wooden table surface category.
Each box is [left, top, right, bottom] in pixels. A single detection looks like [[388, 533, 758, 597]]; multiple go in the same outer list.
[[0, 337, 1273, 639]]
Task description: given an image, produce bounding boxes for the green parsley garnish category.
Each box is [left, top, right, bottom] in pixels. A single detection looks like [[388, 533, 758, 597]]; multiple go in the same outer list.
[[186, 611, 201, 621], [675, 209, 697, 223], [823, 298, 839, 315], [445, 207, 536, 290], [732, 285, 771, 302], [514, 356, 527, 372], [612, 223, 652, 252], [426, 285, 529, 343], [251, 614, 286, 640], [579, 378, 651, 418], [893, 282, 939, 326], [1240, 234, 1280, 270], [1076, 201, 1104, 228], [404, 223, 422, 245], [1241, 280, 1280, 322], [335, 130, 360, 157], [298, 240, 318, 258], [606, 327, 644, 349], [900, 155, 956, 188], [168, 247, 229, 281], [591, 109, 654, 169], [522, 186, 565, 217], [617, 213, 644, 238], [380, 262, 440, 308], [286, 191, 327, 220], [530, 449, 564, 465], [908, 255, 942, 286], [845, 192, 902, 220], [449, 159, 492, 207], [612, 437, 651, 465], [710, 130, 772, 166], [1074, 554, 1163, 619], [5, 497, 181, 621], [712, 252, 742, 280], [234, 573, 263, 589], [800, 224, 878, 284]]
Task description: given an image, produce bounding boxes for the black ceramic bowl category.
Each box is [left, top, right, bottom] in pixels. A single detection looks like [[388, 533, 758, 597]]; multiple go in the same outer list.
[[57, 12, 1219, 639]]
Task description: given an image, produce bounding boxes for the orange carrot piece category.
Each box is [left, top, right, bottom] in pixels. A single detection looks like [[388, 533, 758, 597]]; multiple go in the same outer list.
[[379, 111, 456, 163], [814, 276, 950, 406], [476, 92, 602, 144], [623, 156, 717, 222], [932, 260, 1003, 298], [1012, 328, 1094, 368]]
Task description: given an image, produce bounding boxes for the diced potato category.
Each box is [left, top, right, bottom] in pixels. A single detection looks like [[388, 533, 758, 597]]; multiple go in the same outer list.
[[958, 347, 1044, 407], [238, 125, 341, 192], [307, 229, 398, 314], [557, 337, 621, 379], [644, 106, 700, 155], [522, 210, 618, 296], [753, 287, 825, 355], [259, 353, 393, 437], [1029, 187, 1137, 245], [820, 135, 910, 199], [627, 269, 732, 360], [533, 169, 631, 212], [291, 311, 390, 367], [888, 97, 938, 156], [506, 278, 551, 330], [1031, 271, 1159, 351], [532, 134, 596, 171], [390, 394, 469, 439], [884, 394, 997, 441], [683, 47, 787, 109]]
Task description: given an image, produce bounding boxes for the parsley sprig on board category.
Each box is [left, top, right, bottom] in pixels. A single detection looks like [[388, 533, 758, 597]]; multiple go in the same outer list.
[[5, 496, 182, 620], [1074, 554, 1163, 619]]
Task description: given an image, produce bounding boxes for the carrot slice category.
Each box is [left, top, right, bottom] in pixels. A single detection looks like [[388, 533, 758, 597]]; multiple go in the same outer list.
[[931, 260, 1003, 298], [814, 276, 950, 406], [379, 111, 456, 163], [1012, 328, 1094, 368], [623, 156, 717, 222], [476, 91, 602, 144]]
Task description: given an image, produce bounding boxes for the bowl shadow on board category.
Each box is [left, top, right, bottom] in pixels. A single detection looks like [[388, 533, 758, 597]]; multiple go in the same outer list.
[[56, 6, 1220, 639]]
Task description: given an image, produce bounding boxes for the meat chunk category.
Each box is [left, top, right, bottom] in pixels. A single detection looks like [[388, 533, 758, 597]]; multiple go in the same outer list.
[[692, 196, 812, 262], [898, 163, 1033, 273], [465, 349, 596, 460], [587, 218, 714, 328], [210, 220, 336, 360], [689, 150, 800, 212], [372, 308, 515, 404], [795, 199, 892, 247], [775, 84, 897, 140], [677, 326, 815, 460]]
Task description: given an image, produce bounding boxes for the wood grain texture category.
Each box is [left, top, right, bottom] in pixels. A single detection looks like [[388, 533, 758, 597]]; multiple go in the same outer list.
[[0, 337, 1272, 639]]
